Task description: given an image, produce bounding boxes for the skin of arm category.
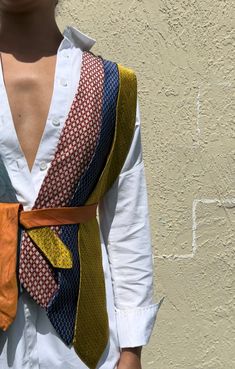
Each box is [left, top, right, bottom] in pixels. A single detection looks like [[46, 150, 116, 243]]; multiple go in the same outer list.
[[117, 347, 142, 369]]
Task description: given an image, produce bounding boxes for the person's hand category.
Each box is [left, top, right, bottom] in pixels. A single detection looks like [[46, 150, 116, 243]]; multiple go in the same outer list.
[[117, 347, 142, 369]]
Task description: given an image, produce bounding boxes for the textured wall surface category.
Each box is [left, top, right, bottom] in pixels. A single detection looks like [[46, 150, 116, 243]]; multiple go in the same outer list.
[[56, 1, 235, 368]]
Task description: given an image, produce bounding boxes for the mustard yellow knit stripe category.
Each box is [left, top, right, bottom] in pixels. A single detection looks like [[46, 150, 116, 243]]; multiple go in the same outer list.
[[27, 228, 73, 269]]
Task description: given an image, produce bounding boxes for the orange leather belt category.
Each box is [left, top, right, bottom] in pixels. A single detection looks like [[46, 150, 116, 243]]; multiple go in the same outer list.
[[20, 203, 98, 228], [0, 202, 98, 331]]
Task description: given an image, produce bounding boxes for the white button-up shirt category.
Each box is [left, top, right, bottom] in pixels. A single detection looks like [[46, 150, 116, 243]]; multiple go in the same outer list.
[[0, 26, 164, 369]]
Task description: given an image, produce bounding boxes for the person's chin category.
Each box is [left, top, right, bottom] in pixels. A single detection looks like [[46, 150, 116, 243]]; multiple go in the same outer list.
[[0, 0, 40, 13]]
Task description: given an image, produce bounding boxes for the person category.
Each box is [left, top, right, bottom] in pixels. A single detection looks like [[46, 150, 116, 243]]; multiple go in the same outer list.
[[0, 1, 164, 368]]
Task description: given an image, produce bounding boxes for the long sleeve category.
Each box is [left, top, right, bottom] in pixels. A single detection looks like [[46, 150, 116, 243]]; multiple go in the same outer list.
[[98, 97, 165, 348]]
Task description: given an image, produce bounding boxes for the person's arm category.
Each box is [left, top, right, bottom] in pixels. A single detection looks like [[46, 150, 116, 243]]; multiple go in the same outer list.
[[117, 346, 142, 369], [99, 97, 164, 367]]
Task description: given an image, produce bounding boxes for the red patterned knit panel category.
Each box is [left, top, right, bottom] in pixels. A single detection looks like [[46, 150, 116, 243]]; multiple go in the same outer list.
[[19, 52, 104, 307]]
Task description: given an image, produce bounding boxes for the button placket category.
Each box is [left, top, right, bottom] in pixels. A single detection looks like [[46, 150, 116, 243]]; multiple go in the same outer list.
[[32, 46, 73, 186], [39, 161, 47, 171], [60, 78, 68, 87], [52, 117, 61, 127]]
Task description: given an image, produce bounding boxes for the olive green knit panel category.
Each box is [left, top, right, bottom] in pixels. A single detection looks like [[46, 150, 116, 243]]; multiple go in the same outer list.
[[74, 217, 108, 369]]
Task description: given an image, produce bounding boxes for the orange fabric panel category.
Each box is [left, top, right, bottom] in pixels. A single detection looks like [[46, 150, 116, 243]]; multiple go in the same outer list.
[[0, 203, 21, 331], [0, 202, 98, 331]]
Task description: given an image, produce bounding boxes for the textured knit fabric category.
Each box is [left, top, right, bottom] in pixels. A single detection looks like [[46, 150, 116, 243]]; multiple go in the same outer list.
[[17, 51, 137, 369], [18, 52, 104, 310], [73, 63, 137, 369], [47, 58, 119, 347], [0, 25, 163, 369]]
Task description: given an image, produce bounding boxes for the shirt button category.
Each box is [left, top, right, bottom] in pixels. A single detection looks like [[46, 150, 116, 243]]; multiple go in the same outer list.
[[52, 118, 60, 127], [39, 161, 47, 171], [60, 78, 68, 87]]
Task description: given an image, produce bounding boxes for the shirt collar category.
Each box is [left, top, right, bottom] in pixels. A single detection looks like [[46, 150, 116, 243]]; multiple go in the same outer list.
[[61, 25, 96, 51]]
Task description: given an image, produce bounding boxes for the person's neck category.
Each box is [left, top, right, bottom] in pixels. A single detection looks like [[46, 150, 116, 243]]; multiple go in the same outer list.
[[0, 5, 63, 60]]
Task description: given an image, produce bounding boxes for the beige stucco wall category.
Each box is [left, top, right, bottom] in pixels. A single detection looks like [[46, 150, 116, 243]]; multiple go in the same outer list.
[[56, 1, 235, 368]]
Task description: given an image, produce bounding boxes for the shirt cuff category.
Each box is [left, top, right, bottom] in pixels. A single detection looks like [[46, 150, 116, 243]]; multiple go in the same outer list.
[[115, 297, 165, 348]]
